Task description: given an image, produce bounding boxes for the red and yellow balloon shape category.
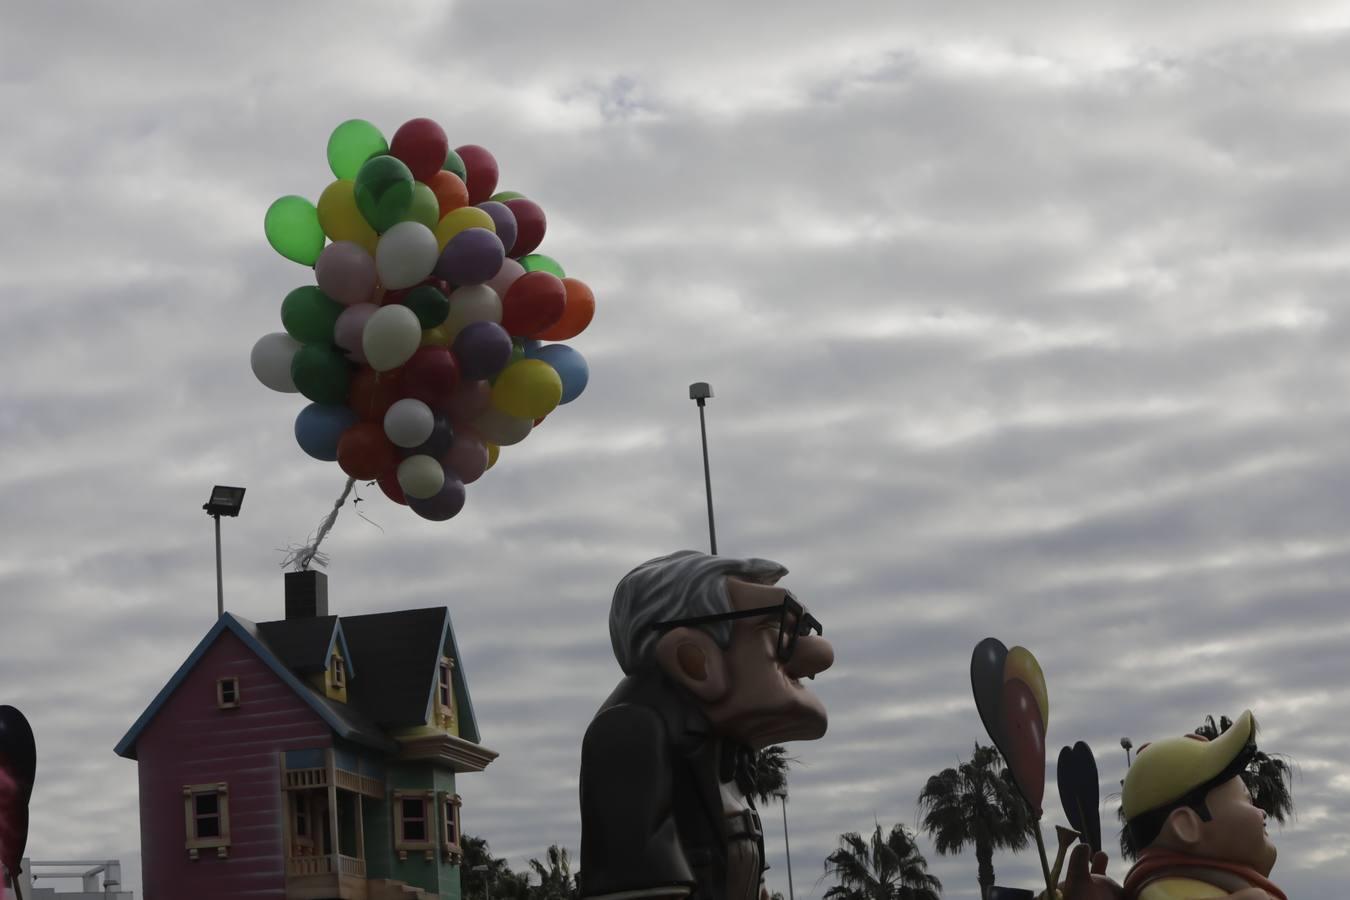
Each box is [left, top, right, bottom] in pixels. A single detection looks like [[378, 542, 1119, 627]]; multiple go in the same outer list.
[[970, 638, 1050, 816], [252, 118, 595, 521]]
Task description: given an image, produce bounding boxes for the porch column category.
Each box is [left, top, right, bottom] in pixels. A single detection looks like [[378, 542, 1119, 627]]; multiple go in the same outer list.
[[356, 794, 366, 862], [326, 748, 340, 858]]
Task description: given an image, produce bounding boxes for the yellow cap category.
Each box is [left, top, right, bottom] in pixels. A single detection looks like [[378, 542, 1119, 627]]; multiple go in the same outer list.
[[1123, 710, 1256, 821]]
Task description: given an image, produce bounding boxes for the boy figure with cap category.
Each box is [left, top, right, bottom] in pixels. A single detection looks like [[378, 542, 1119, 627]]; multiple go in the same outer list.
[[1118, 711, 1284, 900], [578, 550, 835, 900]]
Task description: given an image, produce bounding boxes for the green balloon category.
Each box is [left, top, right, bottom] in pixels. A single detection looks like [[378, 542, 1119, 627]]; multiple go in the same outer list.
[[404, 285, 450, 329], [327, 119, 389, 180], [264, 196, 325, 266], [442, 148, 467, 182], [354, 155, 414, 233], [281, 286, 343, 345], [519, 253, 565, 278], [490, 190, 526, 202], [291, 344, 352, 404], [404, 182, 441, 229]]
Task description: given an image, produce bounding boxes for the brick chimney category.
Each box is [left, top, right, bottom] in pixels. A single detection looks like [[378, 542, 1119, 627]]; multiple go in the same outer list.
[[285, 570, 329, 619]]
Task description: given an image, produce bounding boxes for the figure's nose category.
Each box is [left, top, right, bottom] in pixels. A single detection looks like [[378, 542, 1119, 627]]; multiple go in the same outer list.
[[787, 635, 834, 679]]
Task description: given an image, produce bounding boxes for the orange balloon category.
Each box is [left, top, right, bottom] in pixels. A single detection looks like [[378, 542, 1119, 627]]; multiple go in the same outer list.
[[534, 277, 595, 341], [349, 368, 405, 422], [428, 170, 470, 218]]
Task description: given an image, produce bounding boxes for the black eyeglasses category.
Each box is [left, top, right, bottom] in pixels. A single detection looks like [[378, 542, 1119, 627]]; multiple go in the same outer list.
[[650, 593, 823, 663]]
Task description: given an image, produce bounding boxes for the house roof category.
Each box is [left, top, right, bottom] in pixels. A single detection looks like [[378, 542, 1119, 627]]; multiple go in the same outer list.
[[115, 601, 484, 761], [340, 607, 480, 741], [113, 613, 395, 760], [256, 615, 354, 676]]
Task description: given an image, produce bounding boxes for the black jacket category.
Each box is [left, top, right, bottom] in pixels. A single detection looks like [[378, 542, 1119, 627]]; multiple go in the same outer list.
[[578, 671, 763, 900]]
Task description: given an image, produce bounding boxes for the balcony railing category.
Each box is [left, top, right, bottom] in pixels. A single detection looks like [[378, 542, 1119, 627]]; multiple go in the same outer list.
[[286, 854, 366, 878]]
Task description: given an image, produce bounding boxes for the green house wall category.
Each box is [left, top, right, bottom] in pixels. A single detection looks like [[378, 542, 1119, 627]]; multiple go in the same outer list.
[[386, 762, 461, 898]]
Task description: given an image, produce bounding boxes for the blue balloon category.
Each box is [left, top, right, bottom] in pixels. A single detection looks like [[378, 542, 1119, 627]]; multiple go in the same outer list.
[[535, 344, 589, 404], [294, 403, 359, 461]]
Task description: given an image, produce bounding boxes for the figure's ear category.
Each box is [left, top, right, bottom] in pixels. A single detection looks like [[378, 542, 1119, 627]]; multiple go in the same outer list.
[[1161, 806, 1205, 848], [655, 627, 728, 704]]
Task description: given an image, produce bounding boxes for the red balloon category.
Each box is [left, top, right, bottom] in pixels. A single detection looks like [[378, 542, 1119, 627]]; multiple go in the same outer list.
[[455, 144, 499, 205], [377, 467, 407, 505], [443, 379, 492, 425], [534, 277, 595, 341], [391, 118, 450, 183], [403, 346, 460, 405], [337, 423, 398, 480], [349, 367, 406, 421], [1000, 679, 1046, 815], [443, 434, 488, 484], [501, 271, 566, 337], [503, 197, 546, 257]]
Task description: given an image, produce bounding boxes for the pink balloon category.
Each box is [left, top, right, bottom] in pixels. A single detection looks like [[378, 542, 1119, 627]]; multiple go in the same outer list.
[[334, 303, 379, 364], [316, 241, 377, 306], [485, 257, 525, 299], [1000, 679, 1046, 815], [442, 379, 492, 424], [444, 434, 488, 483]]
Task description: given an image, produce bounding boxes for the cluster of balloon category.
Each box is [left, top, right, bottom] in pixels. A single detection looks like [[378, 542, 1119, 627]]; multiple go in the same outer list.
[[0, 705, 35, 897], [970, 637, 1050, 816], [252, 118, 596, 521], [1056, 741, 1102, 854]]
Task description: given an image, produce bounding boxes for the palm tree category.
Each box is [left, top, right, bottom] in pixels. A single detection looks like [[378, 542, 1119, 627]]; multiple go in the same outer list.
[[1194, 715, 1296, 824], [752, 745, 794, 803], [917, 743, 1034, 900], [823, 823, 942, 900], [528, 844, 577, 900], [461, 835, 530, 900]]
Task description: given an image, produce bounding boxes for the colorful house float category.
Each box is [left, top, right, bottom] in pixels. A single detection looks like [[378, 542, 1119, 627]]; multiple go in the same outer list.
[[115, 571, 496, 900]]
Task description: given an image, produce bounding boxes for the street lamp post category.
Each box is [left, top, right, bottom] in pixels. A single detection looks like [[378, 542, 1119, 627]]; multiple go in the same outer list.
[[688, 382, 717, 555], [775, 789, 794, 900], [1121, 736, 1133, 769], [471, 864, 491, 900], [203, 486, 246, 619]]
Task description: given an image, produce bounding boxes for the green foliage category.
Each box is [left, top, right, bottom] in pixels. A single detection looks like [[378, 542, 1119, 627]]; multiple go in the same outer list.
[[752, 744, 795, 803]]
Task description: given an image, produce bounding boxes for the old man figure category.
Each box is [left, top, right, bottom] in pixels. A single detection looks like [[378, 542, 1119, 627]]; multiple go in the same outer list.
[[579, 550, 834, 900]]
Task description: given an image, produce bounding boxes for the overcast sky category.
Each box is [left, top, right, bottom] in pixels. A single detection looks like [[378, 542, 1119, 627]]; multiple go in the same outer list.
[[4, 2, 1350, 898]]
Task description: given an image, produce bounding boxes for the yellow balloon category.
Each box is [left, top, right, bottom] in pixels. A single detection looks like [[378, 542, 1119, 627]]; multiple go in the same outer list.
[[486, 442, 500, 470], [434, 206, 495, 250], [1004, 646, 1049, 732], [492, 359, 562, 420], [421, 325, 451, 347], [317, 180, 379, 254]]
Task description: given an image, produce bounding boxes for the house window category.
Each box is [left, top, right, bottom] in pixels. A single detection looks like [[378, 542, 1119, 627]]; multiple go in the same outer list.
[[332, 655, 346, 688], [216, 677, 240, 709], [294, 793, 310, 838], [393, 790, 436, 859], [441, 793, 462, 859], [182, 783, 231, 858], [437, 657, 455, 728]]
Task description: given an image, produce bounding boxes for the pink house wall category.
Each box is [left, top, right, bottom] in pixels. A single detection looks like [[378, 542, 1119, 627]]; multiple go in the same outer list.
[[134, 629, 332, 900]]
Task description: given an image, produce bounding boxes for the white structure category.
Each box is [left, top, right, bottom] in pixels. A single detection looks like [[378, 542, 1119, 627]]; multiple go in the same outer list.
[[12, 859, 132, 900]]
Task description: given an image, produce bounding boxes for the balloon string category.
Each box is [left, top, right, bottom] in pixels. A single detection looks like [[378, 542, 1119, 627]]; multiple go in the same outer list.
[[283, 477, 356, 571]]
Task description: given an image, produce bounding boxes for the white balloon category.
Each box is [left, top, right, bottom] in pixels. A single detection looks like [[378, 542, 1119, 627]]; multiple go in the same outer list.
[[443, 284, 502, 340], [384, 398, 435, 448], [397, 454, 445, 500], [250, 332, 301, 393], [376, 221, 439, 289], [485, 257, 525, 299], [362, 304, 422, 372], [473, 407, 533, 446]]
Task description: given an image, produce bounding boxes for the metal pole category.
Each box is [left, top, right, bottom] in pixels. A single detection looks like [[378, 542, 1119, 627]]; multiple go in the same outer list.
[[696, 399, 717, 555], [214, 513, 224, 619], [780, 794, 795, 900]]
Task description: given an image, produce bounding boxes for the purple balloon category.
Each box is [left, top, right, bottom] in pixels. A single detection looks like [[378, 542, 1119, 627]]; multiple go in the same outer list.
[[445, 434, 488, 484], [408, 475, 467, 521], [434, 228, 505, 286], [315, 241, 377, 306], [476, 201, 519, 256], [334, 303, 378, 364], [452, 321, 513, 379]]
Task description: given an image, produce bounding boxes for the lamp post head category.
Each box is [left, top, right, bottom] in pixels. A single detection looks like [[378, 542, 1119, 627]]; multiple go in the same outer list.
[[1121, 737, 1133, 751], [204, 485, 246, 518], [688, 382, 713, 402]]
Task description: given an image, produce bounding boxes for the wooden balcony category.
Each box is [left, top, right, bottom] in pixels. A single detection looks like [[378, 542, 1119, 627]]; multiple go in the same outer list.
[[285, 853, 368, 899]]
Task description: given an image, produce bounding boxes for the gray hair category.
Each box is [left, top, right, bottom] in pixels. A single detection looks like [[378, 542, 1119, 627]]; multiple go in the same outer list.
[[609, 550, 789, 674]]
